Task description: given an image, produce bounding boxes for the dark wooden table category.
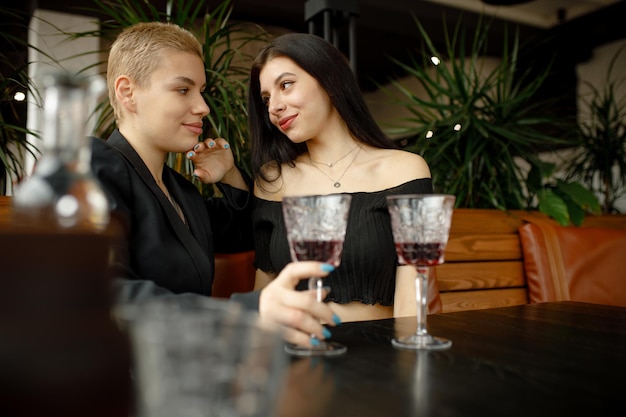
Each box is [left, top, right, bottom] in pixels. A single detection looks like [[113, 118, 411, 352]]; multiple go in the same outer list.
[[274, 302, 626, 417]]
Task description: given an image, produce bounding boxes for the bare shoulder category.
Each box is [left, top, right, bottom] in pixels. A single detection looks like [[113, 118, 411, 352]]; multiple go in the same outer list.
[[375, 148, 431, 178], [352, 147, 430, 191]]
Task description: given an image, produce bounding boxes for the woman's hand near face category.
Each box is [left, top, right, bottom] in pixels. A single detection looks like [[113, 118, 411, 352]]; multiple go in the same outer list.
[[186, 138, 247, 190], [259, 262, 341, 347]]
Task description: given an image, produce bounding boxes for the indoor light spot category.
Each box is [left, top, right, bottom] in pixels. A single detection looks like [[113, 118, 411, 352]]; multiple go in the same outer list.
[[14, 91, 26, 101], [56, 195, 80, 228]]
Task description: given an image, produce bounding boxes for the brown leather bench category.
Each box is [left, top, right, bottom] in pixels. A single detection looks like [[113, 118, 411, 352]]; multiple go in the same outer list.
[[440, 208, 626, 312], [519, 215, 626, 307]]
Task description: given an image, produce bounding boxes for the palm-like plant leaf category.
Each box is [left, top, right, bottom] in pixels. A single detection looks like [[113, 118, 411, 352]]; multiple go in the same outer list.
[[564, 45, 626, 213], [0, 6, 42, 193], [385, 14, 574, 210]]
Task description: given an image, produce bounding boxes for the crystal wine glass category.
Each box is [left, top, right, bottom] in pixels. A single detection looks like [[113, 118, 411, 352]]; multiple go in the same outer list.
[[281, 194, 352, 356], [386, 194, 456, 350]]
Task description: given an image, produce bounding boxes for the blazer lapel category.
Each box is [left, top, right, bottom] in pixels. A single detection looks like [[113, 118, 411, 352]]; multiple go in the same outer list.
[[106, 131, 210, 261]]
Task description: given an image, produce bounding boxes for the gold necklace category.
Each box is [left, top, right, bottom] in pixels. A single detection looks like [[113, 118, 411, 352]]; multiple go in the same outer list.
[[308, 145, 359, 168], [308, 146, 361, 188]]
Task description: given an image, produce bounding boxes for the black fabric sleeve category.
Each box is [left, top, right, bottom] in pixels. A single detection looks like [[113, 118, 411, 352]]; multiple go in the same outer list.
[[207, 179, 255, 254], [111, 277, 178, 303], [229, 290, 261, 311], [251, 198, 280, 273], [111, 276, 261, 312], [111, 278, 259, 311]]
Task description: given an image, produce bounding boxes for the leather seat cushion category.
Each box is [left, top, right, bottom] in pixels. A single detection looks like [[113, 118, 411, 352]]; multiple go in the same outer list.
[[519, 223, 626, 307]]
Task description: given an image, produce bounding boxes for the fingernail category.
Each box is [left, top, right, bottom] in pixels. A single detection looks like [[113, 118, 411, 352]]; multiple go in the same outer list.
[[208, 141, 215, 148], [223, 143, 230, 149], [193, 144, 200, 150], [320, 263, 335, 273], [322, 328, 332, 339], [332, 314, 341, 325], [310, 336, 320, 346], [187, 151, 194, 158]]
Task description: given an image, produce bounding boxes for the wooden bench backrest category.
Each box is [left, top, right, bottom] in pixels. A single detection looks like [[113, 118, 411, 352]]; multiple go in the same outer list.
[[0, 196, 11, 225], [438, 209, 626, 312], [438, 209, 528, 312]]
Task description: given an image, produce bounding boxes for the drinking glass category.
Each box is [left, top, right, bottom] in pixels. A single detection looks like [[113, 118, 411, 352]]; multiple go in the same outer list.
[[115, 296, 287, 417], [386, 194, 456, 350], [281, 194, 352, 356]]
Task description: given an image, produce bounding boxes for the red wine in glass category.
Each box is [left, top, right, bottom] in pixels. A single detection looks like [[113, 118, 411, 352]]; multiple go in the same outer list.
[[394, 242, 445, 267], [281, 193, 352, 357], [290, 239, 343, 267], [386, 193, 456, 351]]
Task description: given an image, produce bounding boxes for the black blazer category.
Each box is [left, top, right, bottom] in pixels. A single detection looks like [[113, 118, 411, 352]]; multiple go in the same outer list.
[[90, 130, 253, 299]]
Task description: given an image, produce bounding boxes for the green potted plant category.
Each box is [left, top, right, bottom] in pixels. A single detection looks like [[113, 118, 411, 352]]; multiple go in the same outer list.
[[563, 46, 626, 214], [69, 0, 266, 194], [383, 15, 600, 225], [524, 159, 601, 226], [0, 6, 40, 195]]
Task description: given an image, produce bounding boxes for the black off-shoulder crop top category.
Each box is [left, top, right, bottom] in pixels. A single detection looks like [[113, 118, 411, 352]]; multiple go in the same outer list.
[[252, 178, 433, 305]]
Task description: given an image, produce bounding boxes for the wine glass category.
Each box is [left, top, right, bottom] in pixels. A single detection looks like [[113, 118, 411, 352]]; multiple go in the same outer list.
[[281, 194, 352, 357], [386, 194, 455, 350]]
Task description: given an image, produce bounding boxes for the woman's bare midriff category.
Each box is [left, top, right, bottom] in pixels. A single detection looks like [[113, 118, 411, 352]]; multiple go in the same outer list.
[[327, 300, 394, 322], [254, 272, 395, 322]]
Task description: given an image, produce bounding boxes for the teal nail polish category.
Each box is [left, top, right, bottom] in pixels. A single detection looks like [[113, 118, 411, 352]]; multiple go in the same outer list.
[[223, 143, 230, 149], [193, 144, 200, 150], [322, 328, 332, 339], [320, 263, 335, 273], [187, 151, 194, 158], [310, 336, 320, 346], [208, 141, 215, 147], [332, 313, 342, 325]]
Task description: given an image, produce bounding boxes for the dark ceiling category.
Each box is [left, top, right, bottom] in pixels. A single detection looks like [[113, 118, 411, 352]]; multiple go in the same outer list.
[[5, 0, 626, 94]]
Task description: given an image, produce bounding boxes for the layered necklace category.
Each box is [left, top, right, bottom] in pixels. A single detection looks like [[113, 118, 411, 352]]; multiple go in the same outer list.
[[308, 145, 362, 188], [308, 144, 359, 167]]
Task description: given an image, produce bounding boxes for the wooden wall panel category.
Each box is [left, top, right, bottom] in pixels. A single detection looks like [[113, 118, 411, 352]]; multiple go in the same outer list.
[[449, 208, 523, 235], [446, 234, 522, 262], [440, 209, 529, 313], [0, 196, 11, 225], [436, 261, 525, 291], [440, 288, 529, 313]]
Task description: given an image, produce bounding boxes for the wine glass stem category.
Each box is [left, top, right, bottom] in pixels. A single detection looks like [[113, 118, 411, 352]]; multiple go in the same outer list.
[[309, 277, 323, 302], [415, 266, 429, 336], [308, 277, 326, 344]]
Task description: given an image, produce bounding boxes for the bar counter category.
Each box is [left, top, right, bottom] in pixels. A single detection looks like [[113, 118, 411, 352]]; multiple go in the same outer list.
[[275, 302, 626, 417]]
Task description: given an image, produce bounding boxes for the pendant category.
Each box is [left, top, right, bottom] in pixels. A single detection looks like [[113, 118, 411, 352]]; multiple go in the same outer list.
[[334, 182, 341, 188]]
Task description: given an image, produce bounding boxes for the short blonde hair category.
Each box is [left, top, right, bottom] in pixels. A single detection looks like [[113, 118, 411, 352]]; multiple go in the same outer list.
[[107, 21, 204, 121]]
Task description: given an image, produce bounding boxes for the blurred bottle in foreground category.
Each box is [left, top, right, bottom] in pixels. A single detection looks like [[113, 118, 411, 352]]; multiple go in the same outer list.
[[12, 71, 109, 230], [3, 72, 131, 417]]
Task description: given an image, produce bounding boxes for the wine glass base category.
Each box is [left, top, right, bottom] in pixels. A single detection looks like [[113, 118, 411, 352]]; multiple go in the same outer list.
[[284, 340, 347, 357], [392, 334, 452, 350]]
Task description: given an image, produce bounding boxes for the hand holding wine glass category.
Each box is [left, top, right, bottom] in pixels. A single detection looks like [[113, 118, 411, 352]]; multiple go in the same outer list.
[[282, 194, 352, 356], [386, 194, 455, 350]]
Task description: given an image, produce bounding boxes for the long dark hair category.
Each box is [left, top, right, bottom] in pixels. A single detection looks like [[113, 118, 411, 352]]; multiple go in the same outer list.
[[248, 32, 397, 184]]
